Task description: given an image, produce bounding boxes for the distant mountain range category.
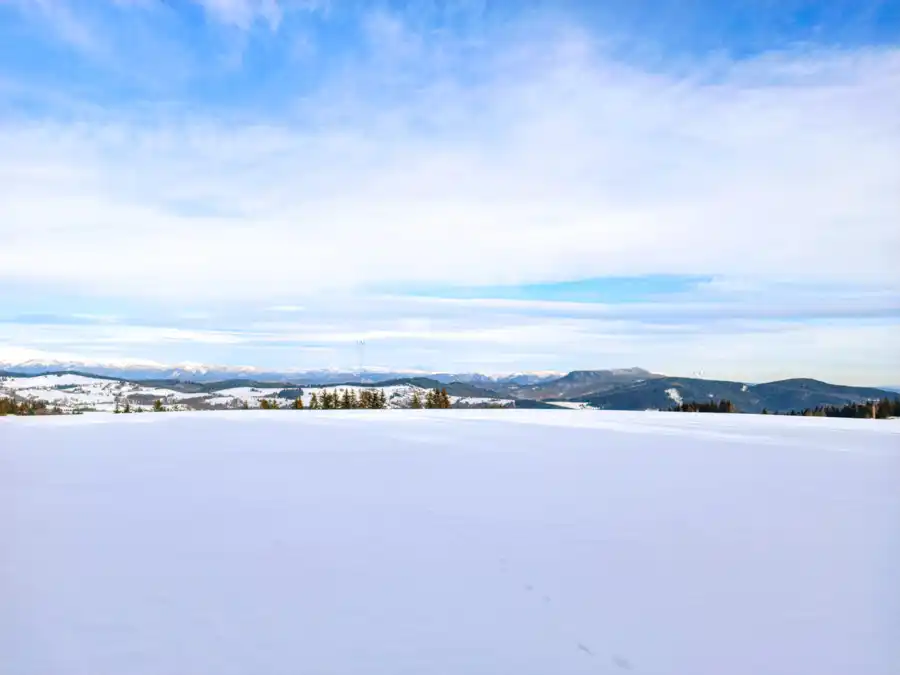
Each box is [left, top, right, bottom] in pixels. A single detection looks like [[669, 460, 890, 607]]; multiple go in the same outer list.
[[1, 361, 896, 414], [0, 359, 563, 386]]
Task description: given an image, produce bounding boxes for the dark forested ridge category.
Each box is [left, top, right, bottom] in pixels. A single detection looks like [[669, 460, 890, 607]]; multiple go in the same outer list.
[[579, 376, 897, 414]]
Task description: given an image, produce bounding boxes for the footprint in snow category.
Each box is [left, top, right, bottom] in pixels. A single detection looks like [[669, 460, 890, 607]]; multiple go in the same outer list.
[[612, 655, 632, 670]]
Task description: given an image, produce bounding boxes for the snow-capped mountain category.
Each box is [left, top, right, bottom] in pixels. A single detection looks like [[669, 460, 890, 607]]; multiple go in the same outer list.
[[434, 371, 564, 386], [0, 357, 562, 386]]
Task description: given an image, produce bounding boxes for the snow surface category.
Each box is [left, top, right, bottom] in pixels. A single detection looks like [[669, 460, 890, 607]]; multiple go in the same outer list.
[[2, 412, 898, 675], [665, 387, 683, 405], [547, 401, 593, 410], [0, 373, 106, 389]]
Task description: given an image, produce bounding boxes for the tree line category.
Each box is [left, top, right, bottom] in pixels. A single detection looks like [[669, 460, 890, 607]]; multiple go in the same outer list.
[[111, 387, 454, 412], [771, 397, 900, 419], [0, 397, 63, 416], [257, 387, 454, 410], [671, 397, 900, 418], [670, 400, 737, 413]]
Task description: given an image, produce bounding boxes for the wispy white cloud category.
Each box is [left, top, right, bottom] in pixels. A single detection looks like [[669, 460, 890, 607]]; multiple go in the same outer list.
[[10, 0, 102, 54], [2, 37, 898, 298], [193, 0, 282, 30]]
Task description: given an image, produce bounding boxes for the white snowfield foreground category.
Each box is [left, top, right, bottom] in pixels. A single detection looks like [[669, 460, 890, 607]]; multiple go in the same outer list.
[[2, 411, 898, 675]]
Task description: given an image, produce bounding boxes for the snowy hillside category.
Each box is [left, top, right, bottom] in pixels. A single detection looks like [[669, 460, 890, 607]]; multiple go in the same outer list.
[[0, 373, 513, 411], [2, 412, 897, 675]]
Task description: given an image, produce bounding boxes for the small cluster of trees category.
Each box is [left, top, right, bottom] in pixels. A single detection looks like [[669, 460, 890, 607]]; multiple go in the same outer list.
[[308, 389, 388, 410], [113, 398, 166, 412], [255, 387, 455, 410], [670, 400, 737, 413], [0, 397, 63, 416], [770, 397, 900, 419], [410, 388, 452, 409]]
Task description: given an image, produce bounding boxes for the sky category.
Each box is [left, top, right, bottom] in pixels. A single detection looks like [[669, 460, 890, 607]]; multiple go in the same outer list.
[[0, 0, 898, 384]]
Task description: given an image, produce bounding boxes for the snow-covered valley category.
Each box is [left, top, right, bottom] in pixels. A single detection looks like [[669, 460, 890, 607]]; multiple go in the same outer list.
[[2, 412, 897, 675]]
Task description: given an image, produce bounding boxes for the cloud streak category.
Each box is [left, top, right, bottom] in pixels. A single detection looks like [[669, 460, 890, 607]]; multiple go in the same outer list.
[[2, 30, 897, 297]]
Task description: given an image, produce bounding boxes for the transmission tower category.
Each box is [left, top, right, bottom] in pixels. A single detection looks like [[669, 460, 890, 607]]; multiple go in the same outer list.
[[357, 340, 366, 382]]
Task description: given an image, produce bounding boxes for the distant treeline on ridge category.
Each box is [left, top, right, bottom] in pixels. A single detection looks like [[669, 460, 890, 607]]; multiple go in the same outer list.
[[671, 397, 900, 418]]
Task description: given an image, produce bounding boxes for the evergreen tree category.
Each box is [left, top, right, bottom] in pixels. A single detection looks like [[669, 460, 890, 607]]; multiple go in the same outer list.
[[671, 399, 736, 413], [309, 393, 319, 409], [341, 389, 352, 410], [425, 389, 436, 409], [0, 398, 62, 416], [153, 399, 164, 412], [292, 397, 304, 410], [410, 391, 422, 409], [440, 388, 451, 409]]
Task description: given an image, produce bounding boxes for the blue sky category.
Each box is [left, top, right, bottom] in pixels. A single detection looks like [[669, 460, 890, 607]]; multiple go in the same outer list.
[[1, 0, 898, 383]]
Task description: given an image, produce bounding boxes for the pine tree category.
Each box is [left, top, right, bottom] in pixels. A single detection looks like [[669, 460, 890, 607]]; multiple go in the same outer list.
[[410, 391, 422, 409], [153, 399, 164, 412], [341, 389, 352, 410], [260, 399, 271, 410], [348, 389, 358, 409], [292, 397, 304, 410], [310, 393, 319, 409], [123, 401, 131, 413], [440, 388, 451, 409], [425, 389, 436, 409]]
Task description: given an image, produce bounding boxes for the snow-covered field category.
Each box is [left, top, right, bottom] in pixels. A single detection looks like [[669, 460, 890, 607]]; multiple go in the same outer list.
[[2, 412, 897, 675], [546, 401, 594, 410], [0, 374, 513, 411]]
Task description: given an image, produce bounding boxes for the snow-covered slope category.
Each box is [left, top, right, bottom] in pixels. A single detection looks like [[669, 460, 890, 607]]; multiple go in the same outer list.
[[0, 373, 208, 412], [0, 374, 513, 411], [2, 412, 897, 675]]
